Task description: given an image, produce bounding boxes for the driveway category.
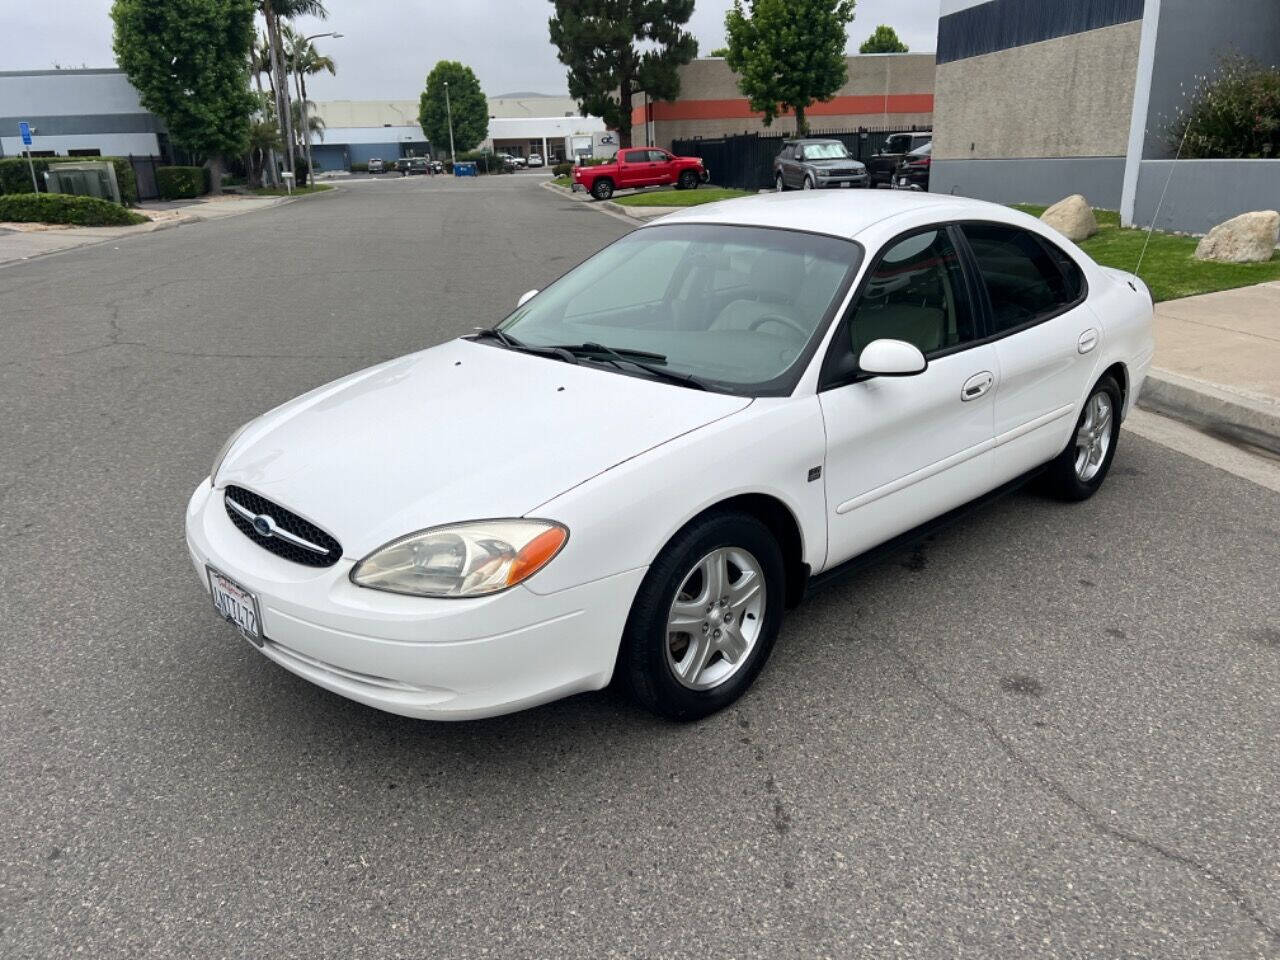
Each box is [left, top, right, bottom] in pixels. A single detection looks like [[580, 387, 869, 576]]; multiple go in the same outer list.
[[1, 175, 1277, 959]]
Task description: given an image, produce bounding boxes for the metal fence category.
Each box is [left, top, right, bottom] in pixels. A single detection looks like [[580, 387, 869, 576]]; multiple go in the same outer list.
[[673, 125, 932, 191], [128, 155, 162, 201]]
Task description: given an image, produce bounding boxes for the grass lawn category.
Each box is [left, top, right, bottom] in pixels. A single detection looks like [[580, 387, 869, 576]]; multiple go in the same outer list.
[[250, 183, 334, 197], [1011, 203, 1280, 302], [612, 187, 753, 208], [552, 175, 572, 188]]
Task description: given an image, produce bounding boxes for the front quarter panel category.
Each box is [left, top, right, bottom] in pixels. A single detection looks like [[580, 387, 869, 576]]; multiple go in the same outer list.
[[523, 397, 827, 596]]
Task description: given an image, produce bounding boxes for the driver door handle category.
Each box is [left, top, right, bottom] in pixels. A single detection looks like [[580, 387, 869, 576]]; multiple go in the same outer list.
[[961, 371, 994, 402]]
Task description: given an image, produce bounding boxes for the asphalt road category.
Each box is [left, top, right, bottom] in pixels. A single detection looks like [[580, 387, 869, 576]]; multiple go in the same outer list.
[[2, 176, 1278, 959]]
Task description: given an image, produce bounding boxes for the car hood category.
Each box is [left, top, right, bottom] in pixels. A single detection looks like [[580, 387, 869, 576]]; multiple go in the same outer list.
[[217, 339, 751, 558]]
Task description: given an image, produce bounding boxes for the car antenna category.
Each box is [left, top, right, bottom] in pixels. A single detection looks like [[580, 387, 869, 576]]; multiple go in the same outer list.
[[1134, 120, 1190, 282]]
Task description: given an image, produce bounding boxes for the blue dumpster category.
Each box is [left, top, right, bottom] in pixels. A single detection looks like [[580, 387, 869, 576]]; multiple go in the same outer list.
[[454, 162, 478, 177]]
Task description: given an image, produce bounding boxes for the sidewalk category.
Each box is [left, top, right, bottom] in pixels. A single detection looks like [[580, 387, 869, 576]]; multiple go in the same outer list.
[[0, 193, 289, 266], [1140, 282, 1280, 453]]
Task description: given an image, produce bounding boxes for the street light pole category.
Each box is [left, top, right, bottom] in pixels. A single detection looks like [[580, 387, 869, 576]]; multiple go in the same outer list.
[[299, 31, 342, 181], [443, 79, 456, 164]]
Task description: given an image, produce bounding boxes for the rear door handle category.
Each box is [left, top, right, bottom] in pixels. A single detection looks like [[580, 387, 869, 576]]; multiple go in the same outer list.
[[961, 371, 994, 402]]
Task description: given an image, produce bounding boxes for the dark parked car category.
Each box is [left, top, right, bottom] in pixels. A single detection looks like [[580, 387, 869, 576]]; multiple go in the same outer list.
[[866, 130, 933, 187], [394, 158, 413, 175], [773, 139, 868, 191], [894, 141, 932, 191], [408, 158, 431, 175]]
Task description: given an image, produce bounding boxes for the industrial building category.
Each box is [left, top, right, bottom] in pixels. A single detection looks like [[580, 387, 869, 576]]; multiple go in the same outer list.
[[929, 0, 1280, 232], [636, 55, 935, 150], [0, 68, 165, 159]]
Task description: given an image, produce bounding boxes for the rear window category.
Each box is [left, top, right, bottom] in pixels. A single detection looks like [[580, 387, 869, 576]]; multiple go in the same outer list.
[[962, 224, 1083, 333]]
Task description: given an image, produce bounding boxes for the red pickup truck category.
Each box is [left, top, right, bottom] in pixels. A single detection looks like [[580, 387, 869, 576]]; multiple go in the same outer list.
[[573, 147, 709, 200]]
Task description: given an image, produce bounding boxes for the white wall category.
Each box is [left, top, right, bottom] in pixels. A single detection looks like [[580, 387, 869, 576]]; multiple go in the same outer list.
[[0, 133, 160, 157]]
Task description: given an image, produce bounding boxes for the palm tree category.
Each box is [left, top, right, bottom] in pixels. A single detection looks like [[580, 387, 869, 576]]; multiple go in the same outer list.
[[246, 118, 283, 188], [249, 33, 280, 186], [257, 0, 328, 177]]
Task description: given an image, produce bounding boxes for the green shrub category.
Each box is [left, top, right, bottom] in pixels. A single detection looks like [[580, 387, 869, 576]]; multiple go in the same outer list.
[[156, 165, 207, 199], [350, 162, 368, 172], [1171, 54, 1280, 159], [551, 161, 573, 178], [0, 156, 139, 204], [0, 192, 148, 226]]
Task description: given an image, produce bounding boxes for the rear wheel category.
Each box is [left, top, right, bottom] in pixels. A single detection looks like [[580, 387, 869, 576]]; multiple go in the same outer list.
[[678, 170, 699, 190], [591, 178, 614, 201], [1043, 375, 1122, 501], [619, 512, 785, 721], [775, 173, 786, 192]]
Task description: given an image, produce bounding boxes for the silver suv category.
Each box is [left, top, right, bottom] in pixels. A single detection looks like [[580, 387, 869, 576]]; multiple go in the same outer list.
[[773, 139, 868, 191]]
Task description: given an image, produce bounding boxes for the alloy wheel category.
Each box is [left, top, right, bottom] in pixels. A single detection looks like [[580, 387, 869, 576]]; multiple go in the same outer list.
[[665, 547, 766, 691], [1075, 391, 1113, 482]]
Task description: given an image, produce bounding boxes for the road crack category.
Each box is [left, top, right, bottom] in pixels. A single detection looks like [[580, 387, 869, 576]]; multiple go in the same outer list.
[[882, 641, 1280, 944]]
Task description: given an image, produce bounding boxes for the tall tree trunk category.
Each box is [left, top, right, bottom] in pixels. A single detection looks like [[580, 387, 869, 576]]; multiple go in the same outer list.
[[300, 73, 315, 180], [618, 83, 633, 149], [264, 2, 294, 175], [794, 104, 808, 137], [253, 67, 280, 188], [206, 155, 224, 196]]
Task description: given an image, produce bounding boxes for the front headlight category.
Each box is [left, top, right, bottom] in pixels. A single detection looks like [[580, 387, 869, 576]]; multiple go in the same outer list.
[[350, 520, 568, 598], [211, 421, 252, 485]]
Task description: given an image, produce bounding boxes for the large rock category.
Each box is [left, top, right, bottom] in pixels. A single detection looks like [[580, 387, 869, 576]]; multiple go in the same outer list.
[[1195, 211, 1280, 263], [1041, 195, 1098, 242]]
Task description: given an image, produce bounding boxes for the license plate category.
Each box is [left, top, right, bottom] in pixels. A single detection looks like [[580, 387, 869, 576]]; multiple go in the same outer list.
[[841, 181, 850, 188], [207, 566, 263, 646], [899, 177, 909, 186]]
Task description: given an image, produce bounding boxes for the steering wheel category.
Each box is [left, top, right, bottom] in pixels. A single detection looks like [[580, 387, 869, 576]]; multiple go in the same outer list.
[[748, 313, 809, 338]]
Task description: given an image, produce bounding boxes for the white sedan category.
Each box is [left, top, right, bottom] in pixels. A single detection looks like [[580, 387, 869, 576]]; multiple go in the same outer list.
[[186, 192, 1154, 721]]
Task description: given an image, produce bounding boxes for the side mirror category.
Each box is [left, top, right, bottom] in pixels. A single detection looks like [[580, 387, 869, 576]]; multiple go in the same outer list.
[[858, 339, 927, 377], [516, 289, 538, 308]]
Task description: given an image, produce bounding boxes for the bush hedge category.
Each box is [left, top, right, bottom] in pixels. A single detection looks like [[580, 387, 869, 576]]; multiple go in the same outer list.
[[0, 156, 139, 204], [551, 162, 573, 178], [1172, 54, 1280, 158], [156, 165, 208, 199], [0, 192, 148, 226]]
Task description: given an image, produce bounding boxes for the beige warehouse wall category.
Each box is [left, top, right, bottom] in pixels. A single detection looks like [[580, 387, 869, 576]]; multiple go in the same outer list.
[[933, 20, 1142, 161]]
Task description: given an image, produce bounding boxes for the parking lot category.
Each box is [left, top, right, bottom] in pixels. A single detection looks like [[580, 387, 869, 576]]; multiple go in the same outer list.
[[2, 175, 1278, 958]]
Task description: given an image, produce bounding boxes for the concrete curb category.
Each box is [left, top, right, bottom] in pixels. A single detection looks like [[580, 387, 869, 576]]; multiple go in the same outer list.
[[599, 201, 684, 220], [1138, 368, 1280, 455]]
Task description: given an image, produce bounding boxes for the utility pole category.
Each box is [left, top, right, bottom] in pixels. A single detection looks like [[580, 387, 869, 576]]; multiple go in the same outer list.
[[444, 80, 456, 163], [299, 32, 343, 183]]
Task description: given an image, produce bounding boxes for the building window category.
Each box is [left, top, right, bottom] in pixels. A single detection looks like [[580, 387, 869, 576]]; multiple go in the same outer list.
[[68, 148, 102, 157]]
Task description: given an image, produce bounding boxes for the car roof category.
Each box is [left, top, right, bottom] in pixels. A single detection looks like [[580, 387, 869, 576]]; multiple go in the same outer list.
[[646, 191, 1029, 242]]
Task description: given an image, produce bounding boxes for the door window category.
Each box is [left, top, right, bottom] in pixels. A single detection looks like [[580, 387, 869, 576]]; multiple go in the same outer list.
[[647, 150, 671, 163], [620, 149, 647, 164], [962, 224, 1082, 333], [886, 135, 909, 154], [844, 228, 976, 360]]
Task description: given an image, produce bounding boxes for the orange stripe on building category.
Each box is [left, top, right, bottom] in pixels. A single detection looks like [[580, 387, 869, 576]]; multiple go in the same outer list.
[[630, 94, 934, 125]]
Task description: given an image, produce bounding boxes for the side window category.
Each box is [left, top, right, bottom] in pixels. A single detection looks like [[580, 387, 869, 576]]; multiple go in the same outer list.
[[846, 228, 976, 359], [962, 224, 1080, 333], [780, 145, 794, 160], [647, 150, 670, 163], [886, 135, 908, 154], [621, 149, 646, 164]]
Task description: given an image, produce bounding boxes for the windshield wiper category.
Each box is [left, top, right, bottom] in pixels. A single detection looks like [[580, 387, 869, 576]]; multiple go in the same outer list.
[[556, 341, 708, 391], [470, 327, 578, 364]]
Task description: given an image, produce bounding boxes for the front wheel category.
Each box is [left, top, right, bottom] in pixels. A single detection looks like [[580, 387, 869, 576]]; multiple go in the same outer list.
[[591, 178, 614, 201], [618, 512, 785, 721], [1043, 375, 1123, 501], [677, 170, 699, 191], [802, 175, 814, 191]]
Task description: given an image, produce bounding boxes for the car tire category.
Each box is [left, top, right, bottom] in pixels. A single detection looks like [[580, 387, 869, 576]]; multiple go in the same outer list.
[[618, 511, 785, 721], [678, 170, 699, 191], [1043, 375, 1123, 502], [775, 173, 787, 192], [802, 175, 814, 191], [591, 178, 614, 201]]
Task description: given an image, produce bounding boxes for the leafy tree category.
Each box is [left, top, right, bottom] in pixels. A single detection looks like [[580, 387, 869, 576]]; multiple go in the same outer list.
[[111, 0, 258, 193], [418, 61, 489, 157], [709, 47, 730, 57], [724, 0, 856, 136], [549, 1, 698, 148], [859, 24, 908, 53], [257, 0, 328, 175], [1170, 54, 1280, 158]]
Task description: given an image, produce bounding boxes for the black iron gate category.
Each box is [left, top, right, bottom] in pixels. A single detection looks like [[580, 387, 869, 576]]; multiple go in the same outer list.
[[673, 125, 931, 191]]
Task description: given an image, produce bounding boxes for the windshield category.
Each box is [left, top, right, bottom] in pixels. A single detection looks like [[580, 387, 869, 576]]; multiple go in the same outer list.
[[496, 224, 861, 395], [801, 142, 851, 160]]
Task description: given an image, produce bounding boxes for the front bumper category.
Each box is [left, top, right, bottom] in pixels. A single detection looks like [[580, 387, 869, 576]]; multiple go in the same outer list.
[[817, 175, 869, 189], [185, 480, 645, 720]]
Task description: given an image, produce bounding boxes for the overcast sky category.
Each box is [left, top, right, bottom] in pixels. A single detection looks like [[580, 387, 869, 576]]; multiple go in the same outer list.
[[4, 0, 940, 100]]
